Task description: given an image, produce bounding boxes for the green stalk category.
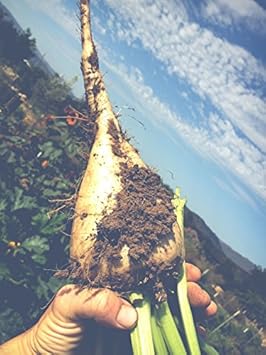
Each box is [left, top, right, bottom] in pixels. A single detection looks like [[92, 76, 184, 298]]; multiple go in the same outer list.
[[155, 301, 186, 355], [173, 189, 201, 355], [151, 310, 168, 354], [129, 293, 155, 355], [199, 338, 219, 355], [177, 265, 201, 355], [129, 190, 203, 355]]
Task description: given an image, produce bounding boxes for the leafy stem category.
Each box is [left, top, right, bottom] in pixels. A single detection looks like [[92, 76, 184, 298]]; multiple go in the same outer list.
[[129, 293, 155, 355], [154, 300, 186, 354]]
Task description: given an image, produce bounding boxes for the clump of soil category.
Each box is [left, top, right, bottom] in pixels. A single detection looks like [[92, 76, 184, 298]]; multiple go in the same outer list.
[[60, 165, 180, 300], [58, 120, 182, 301], [90, 163, 177, 289]]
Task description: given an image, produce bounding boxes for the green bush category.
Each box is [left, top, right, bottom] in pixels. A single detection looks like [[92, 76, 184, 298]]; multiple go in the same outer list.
[[0, 93, 93, 341]]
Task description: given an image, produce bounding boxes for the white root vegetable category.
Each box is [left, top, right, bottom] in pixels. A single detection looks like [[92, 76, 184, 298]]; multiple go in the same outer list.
[[70, 0, 184, 289]]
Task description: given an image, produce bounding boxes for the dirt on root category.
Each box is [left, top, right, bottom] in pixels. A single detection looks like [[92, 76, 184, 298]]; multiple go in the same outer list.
[[91, 122, 181, 297], [58, 119, 182, 300], [96, 162, 181, 298]]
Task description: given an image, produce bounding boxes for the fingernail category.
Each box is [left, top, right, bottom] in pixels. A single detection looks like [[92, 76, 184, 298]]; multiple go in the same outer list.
[[116, 304, 137, 329], [196, 324, 207, 337]]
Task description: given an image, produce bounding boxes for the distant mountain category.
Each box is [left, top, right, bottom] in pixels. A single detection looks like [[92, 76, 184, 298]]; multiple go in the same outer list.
[[184, 206, 256, 273], [219, 239, 256, 273], [0, 1, 55, 76]]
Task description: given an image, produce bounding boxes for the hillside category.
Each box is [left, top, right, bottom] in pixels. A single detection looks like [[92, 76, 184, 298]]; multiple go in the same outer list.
[[184, 206, 266, 352], [184, 207, 255, 273], [0, 1, 55, 76], [219, 240, 255, 273]]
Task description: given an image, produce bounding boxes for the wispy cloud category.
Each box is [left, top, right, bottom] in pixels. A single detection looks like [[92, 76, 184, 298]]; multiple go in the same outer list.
[[100, 57, 266, 201], [201, 0, 266, 34], [102, 0, 266, 154]]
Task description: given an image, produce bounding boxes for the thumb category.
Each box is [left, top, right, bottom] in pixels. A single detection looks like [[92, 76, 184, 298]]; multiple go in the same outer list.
[[52, 284, 138, 330]]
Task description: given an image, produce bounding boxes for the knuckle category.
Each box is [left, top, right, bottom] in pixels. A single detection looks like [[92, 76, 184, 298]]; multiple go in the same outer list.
[[93, 289, 116, 319], [202, 290, 211, 306], [53, 284, 77, 310]]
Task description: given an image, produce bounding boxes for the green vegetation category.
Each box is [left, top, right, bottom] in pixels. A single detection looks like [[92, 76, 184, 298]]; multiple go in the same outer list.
[[0, 8, 35, 67], [184, 224, 266, 354], [0, 85, 89, 341], [0, 7, 91, 341]]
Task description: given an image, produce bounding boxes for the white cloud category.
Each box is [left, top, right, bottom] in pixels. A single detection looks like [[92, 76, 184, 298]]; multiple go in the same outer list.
[[103, 0, 266, 154], [101, 55, 266, 201], [201, 0, 266, 33], [93, 15, 106, 36]]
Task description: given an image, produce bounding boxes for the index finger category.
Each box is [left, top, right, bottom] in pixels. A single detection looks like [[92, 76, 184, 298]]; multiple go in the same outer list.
[[185, 262, 202, 282]]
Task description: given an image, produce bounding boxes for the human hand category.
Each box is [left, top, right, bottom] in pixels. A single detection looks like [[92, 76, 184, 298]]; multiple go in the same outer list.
[[0, 263, 216, 354], [186, 262, 217, 318]]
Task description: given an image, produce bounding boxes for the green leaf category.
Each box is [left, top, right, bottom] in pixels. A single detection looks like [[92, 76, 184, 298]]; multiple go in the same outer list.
[[6, 150, 16, 163], [0, 262, 11, 280], [39, 141, 54, 155], [0, 308, 24, 343], [31, 212, 49, 228], [50, 149, 63, 161], [42, 188, 60, 198], [32, 254, 47, 265], [47, 276, 64, 293], [0, 200, 7, 211], [22, 236, 49, 255], [56, 181, 69, 190], [35, 276, 50, 299], [0, 200, 7, 219], [11, 188, 36, 211], [200, 339, 220, 355], [13, 248, 26, 257]]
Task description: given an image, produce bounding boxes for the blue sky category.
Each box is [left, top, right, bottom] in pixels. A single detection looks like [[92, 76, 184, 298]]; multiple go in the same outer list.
[[2, 0, 266, 267]]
